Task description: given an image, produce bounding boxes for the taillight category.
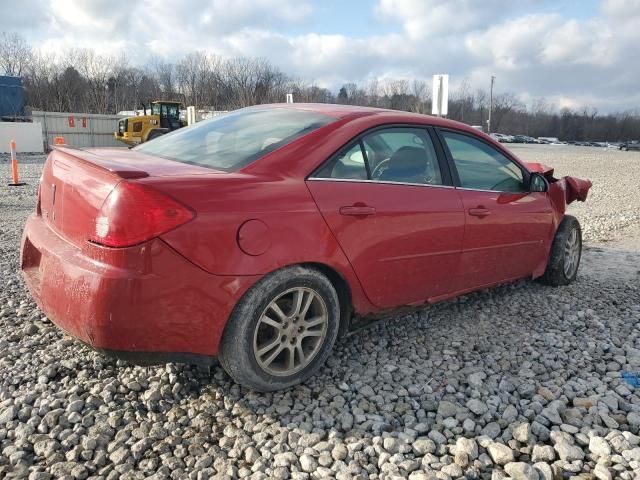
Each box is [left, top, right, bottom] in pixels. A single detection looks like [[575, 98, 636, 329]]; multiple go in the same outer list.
[[90, 181, 194, 248]]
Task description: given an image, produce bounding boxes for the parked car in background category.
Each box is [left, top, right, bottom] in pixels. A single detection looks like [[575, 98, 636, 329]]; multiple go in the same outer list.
[[538, 137, 561, 144], [490, 133, 514, 143], [512, 135, 539, 144], [620, 141, 640, 151], [20, 104, 592, 391]]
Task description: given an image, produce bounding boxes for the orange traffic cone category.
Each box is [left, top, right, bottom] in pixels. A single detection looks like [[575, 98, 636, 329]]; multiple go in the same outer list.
[[8, 140, 26, 187]]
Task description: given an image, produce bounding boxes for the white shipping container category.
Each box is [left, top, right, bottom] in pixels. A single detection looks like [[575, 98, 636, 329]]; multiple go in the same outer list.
[[0, 122, 44, 153]]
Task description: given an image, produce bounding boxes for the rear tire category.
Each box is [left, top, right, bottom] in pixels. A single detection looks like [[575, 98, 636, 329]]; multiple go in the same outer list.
[[538, 215, 582, 286], [219, 266, 340, 391]]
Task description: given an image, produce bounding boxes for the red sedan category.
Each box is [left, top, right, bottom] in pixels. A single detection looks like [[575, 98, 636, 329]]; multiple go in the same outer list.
[[21, 104, 591, 391]]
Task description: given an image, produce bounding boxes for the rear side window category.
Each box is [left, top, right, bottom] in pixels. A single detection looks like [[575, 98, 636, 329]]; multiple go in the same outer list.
[[315, 143, 368, 180], [135, 108, 335, 171], [441, 131, 526, 192]]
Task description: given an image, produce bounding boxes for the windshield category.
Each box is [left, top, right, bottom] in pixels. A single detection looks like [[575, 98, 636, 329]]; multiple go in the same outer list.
[[165, 104, 178, 118], [135, 107, 335, 171]]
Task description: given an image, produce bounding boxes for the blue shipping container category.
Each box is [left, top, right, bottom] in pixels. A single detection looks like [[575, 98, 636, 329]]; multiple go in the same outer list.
[[0, 76, 25, 118]]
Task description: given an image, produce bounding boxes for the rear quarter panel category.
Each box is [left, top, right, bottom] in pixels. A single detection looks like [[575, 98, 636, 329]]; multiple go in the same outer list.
[[149, 175, 377, 315]]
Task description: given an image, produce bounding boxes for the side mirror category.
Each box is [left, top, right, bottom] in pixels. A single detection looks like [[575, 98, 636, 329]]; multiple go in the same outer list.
[[530, 172, 548, 193]]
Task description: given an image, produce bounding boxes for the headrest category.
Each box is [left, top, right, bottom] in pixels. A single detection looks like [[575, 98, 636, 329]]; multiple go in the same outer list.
[[380, 146, 426, 180]]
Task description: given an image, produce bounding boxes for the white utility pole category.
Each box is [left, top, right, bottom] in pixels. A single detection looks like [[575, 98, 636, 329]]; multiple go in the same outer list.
[[186, 106, 196, 126], [431, 75, 449, 117], [487, 75, 495, 133]]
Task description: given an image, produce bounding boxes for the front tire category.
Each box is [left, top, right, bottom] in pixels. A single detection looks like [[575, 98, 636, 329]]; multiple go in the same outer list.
[[219, 266, 340, 391], [538, 215, 582, 286]]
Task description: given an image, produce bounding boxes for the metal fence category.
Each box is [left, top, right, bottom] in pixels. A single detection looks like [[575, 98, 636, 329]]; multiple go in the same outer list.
[[32, 111, 125, 149]]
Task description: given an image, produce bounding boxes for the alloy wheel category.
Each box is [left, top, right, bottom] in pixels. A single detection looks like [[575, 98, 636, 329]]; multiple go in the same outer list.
[[563, 228, 580, 278], [253, 287, 328, 376]]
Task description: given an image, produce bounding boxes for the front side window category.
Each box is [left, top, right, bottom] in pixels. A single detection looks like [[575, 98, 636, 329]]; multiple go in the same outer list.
[[135, 107, 334, 171], [314, 127, 443, 186], [441, 131, 526, 192]]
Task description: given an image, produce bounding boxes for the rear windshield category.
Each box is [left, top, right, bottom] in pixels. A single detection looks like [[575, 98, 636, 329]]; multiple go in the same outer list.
[[135, 107, 335, 171]]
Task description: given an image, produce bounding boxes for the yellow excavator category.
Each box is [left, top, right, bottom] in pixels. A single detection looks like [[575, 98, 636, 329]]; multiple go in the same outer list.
[[114, 101, 184, 146]]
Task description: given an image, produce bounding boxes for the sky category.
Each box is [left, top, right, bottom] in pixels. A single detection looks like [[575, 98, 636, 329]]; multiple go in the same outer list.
[[5, 0, 640, 112]]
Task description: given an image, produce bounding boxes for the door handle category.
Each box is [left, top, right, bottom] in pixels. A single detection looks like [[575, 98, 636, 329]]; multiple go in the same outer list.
[[468, 207, 491, 217], [339, 205, 376, 216]]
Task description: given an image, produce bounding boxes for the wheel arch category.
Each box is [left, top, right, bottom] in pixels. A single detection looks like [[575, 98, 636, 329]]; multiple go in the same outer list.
[[301, 262, 353, 337], [216, 261, 356, 356]]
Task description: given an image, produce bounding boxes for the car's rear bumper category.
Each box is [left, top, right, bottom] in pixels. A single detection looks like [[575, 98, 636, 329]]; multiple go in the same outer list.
[[20, 213, 260, 360]]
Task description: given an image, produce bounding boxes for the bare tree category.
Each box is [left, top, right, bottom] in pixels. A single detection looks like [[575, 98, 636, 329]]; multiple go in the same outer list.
[[76, 49, 115, 113], [491, 92, 524, 132], [4, 29, 639, 141], [150, 58, 177, 99], [411, 79, 430, 114], [449, 78, 473, 122], [0, 32, 31, 76]]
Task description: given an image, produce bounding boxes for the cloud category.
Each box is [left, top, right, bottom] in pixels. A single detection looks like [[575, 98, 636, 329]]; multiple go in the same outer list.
[[8, 0, 640, 112], [462, 4, 640, 111], [50, 0, 133, 34], [601, 0, 640, 18], [137, 0, 313, 37], [2, 0, 50, 30], [374, 0, 519, 38]]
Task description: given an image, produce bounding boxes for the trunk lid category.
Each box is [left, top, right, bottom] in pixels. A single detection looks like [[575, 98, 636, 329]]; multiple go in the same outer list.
[[39, 146, 220, 247]]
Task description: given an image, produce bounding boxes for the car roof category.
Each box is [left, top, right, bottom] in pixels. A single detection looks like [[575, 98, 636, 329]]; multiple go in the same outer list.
[[249, 103, 471, 130], [239, 102, 517, 178]]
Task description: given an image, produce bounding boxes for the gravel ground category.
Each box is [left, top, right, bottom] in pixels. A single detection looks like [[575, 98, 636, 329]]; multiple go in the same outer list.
[[0, 146, 639, 480]]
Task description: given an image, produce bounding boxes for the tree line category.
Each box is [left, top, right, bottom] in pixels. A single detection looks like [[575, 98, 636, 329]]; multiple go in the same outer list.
[[2, 31, 640, 141]]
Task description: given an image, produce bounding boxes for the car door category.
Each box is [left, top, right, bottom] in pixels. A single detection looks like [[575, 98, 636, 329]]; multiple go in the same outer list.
[[306, 126, 465, 309], [437, 129, 554, 290]]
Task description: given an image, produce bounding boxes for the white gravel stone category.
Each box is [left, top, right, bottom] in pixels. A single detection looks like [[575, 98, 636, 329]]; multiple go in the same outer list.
[[594, 462, 613, 480], [487, 442, 515, 465], [299, 454, 317, 473], [531, 445, 555, 462], [412, 438, 436, 456], [554, 441, 585, 462], [513, 422, 531, 443], [504, 461, 540, 480], [455, 437, 478, 460], [533, 462, 554, 480], [590, 436, 612, 458]]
